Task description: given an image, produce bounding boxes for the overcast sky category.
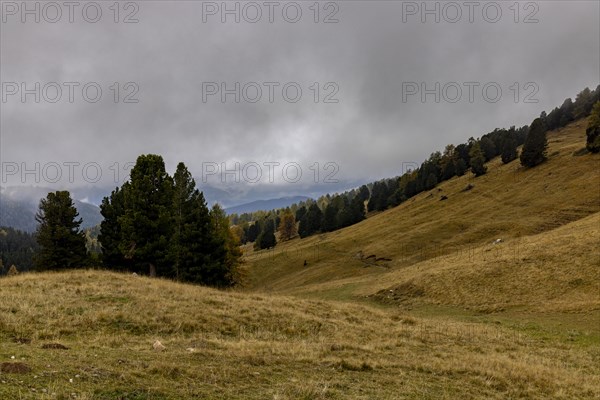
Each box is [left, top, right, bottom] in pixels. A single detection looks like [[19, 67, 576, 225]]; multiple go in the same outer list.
[[1, 0, 598, 204]]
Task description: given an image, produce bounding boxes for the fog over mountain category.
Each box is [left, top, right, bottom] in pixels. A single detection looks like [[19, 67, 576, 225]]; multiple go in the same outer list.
[[0, 186, 102, 232], [1, 1, 598, 207]]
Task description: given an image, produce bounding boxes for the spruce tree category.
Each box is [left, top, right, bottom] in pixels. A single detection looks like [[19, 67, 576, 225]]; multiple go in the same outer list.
[[255, 219, 276, 250], [368, 182, 389, 212], [520, 118, 548, 167], [357, 185, 370, 202], [479, 137, 497, 161], [246, 222, 261, 243], [119, 154, 174, 276], [208, 204, 241, 287], [170, 163, 217, 282], [34, 191, 87, 270], [425, 173, 438, 190], [586, 101, 600, 153], [574, 87, 594, 119], [298, 203, 322, 238], [295, 206, 307, 222], [455, 143, 470, 169], [349, 195, 366, 224], [98, 185, 128, 269], [454, 158, 468, 176], [322, 201, 340, 231], [501, 136, 518, 164], [469, 142, 487, 176]]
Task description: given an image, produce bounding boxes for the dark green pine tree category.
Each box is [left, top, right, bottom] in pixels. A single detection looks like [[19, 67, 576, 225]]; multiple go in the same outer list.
[[335, 196, 353, 228], [455, 143, 470, 169], [357, 185, 370, 202], [208, 204, 240, 287], [454, 158, 468, 176], [34, 191, 87, 270], [246, 222, 261, 243], [520, 118, 548, 167], [441, 155, 456, 180], [368, 181, 388, 212], [322, 201, 340, 232], [479, 137, 497, 161], [469, 142, 487, 176], [119, 154, 174, 276], [501, 136, 519, 164], [573, 87, 595, 119], [295, 206, 307, 222], [425, 173, 438, 190], [98, 184, 129, 270], [586, 101, 600, 153], [298, 203, 322, 238], [170, 162, 217, 282], [349, 195, 366, 224], [255, 219, 276, 250]]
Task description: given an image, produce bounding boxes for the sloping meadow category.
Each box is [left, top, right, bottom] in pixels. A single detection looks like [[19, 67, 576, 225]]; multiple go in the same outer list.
[[0, 270, 598, 399]]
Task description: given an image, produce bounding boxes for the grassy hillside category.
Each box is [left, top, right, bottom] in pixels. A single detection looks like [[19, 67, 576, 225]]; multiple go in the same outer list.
[[1, 270, 599, 399], [243, 118, 600, 314], [1, 119, 598, 399]]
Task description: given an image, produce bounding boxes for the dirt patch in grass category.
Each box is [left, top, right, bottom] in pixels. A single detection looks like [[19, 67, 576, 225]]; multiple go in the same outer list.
[[0, 362, 31, 374], [373, 281, 425, 305], [41, 342, 69, 350]]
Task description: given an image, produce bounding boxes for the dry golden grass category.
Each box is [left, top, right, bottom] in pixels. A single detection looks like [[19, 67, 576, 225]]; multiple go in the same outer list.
[[1, 269, 599, 399], [1, 120, 598, 399], [243, 118, 600, 316], [233, 119, 600, 399]]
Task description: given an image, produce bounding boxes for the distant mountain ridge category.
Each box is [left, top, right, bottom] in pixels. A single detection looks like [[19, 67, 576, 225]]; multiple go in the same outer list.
[[0, 190, 102, 233], [0, 186, 311, 231], [225, 196, 311, 215]]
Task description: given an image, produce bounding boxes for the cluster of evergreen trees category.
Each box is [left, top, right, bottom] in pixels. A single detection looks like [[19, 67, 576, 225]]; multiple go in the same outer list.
[[99, 155, 240, 287], [545, 87, 598, 132], [300, 191, 366, 237], [8, 86, 598, 273], [359, 124, 529, 213], [253, 218, 277, 250], [229, 86, 600, 246], [28, 155, 240, 288], [233, 188, 367, 249], [0, 227, 39, 274]]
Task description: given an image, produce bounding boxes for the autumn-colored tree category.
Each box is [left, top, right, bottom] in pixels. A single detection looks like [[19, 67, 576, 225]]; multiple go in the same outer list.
[[469, 142, 487, 176], [278, 211, 298, 241], [8, 264, 19, 276]]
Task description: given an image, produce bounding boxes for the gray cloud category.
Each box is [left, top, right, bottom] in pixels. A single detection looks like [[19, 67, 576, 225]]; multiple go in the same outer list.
[[1, 1, 598, 204]]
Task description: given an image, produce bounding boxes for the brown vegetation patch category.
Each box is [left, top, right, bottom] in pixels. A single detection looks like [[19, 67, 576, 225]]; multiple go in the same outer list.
[[41, 343, 69, 350], [374, 282, 425, 304], [0, 362, 31, 374]]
